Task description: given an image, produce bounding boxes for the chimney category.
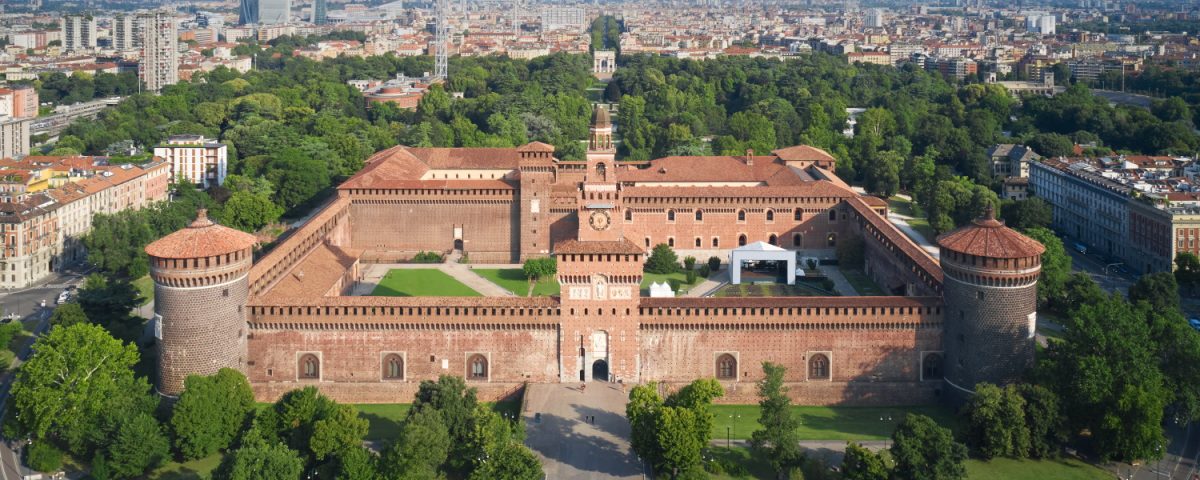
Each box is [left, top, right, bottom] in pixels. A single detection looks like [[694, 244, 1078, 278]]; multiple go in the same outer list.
[[745, 149, 754, 166]]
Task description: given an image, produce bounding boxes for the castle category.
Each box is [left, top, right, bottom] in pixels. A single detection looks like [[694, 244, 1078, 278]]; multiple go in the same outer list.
[[145, 107, 1044, 405]]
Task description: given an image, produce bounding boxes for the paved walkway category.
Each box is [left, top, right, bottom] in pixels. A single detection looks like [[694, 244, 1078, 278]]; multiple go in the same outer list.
[[817, 265, 858, 296], [350, 254, 516, 297], [684, 268, 729, 297], [524, 383, 644, 479], [849, 190, 940, 261]]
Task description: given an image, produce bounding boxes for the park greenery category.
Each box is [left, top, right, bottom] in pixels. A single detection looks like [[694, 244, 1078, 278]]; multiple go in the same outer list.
[[521, 256, 558, 294], [3, 319, 540, 478], [628, 379, 724, 478]]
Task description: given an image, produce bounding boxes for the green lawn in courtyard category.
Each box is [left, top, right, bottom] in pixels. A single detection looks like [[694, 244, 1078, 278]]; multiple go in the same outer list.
[[473, 268, 560, 296], [371, 269, 480, 297], [641, 272, 707, 294], [709, 405, 962, 442], [133, 275, 155, 305], [965, 457, 1111, 480], [840, 268, 885, 296], [151, 453, 223, 479]]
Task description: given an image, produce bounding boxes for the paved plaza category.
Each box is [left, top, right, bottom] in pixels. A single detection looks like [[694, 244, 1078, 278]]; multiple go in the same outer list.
[[524, 383, 644, 479]]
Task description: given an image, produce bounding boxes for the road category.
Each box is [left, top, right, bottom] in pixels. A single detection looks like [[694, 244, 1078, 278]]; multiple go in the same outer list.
[[1061, 242, 1135, 296], [0, 270, 87, 480]]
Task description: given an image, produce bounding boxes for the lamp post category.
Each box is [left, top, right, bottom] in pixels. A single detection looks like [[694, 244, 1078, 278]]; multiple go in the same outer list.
[[880, 414, 893, 449], [1104, 262, 1123, 292], [726, 425, 731, 449], [1157, 443, 1164, 480]]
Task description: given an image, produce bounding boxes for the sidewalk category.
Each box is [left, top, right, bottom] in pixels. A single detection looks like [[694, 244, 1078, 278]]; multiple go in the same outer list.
[[684, 268, 729, 297], [817, 265, 858, 296]]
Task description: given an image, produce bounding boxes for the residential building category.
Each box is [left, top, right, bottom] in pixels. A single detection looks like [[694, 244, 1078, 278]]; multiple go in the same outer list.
[[139, 11, 179, 93], [113, 14, 140, 51], [1129, 197, 1200, 274], [541, 7, 586, 31], [1029, 158, 1130, 260], [0, 118, 31, 160], [987, 144, 1040, 179], [153, 135, 228, 187], [62, 14, 97, 52]]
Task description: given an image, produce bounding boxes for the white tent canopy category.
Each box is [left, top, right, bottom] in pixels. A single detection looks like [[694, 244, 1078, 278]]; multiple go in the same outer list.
[[729, 241, 797, 285]]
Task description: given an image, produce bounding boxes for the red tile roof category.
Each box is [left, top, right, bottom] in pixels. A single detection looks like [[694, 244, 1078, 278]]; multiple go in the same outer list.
[[640, 296, 942, 309], [145, 210, 258, 259], [772, 145, 836, 163], [936, 208, 1044, 258], [554, 237, 644, 255]]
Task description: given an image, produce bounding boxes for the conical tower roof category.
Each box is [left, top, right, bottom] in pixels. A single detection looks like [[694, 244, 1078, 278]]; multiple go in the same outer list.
[[592, 104, 611, 129], [145, 209, 258, 259], [937, 207, 1045, 259]]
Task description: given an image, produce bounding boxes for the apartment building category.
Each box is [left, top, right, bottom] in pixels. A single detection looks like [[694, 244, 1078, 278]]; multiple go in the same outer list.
[[0, 156, 170, 288], [0, 118, 31, 160], [62, 14, 98, 52], [153, 135, 228, 187]]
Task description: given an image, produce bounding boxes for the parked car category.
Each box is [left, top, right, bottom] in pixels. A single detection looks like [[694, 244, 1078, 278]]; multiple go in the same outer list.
[[56, 291, 70, 305], [1073, 242, 1088, 255], [1, 312, 19, 323], [1188, 319, 1200, 332]]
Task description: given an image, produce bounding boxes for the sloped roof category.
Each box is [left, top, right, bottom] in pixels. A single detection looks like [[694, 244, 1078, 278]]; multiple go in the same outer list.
[[554, 237, 644, 255], [772, 145, 836, 163], [145, 210, 258, 259], [734, 241, 786, 252], [936, 208, 1045, 258]]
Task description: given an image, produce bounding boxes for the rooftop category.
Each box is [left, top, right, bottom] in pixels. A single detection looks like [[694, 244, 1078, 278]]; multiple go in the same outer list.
[[145, 210, 259, 259], [937, 207, 1045, 259]]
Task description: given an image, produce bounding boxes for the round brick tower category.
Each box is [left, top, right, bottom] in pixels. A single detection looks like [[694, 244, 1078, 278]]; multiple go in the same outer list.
[[145, 209, 258, 396], [937, 207, 1044, 403]]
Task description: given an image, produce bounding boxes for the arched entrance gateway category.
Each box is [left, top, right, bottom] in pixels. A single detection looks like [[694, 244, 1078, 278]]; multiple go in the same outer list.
[[592, 359, 609, 382]]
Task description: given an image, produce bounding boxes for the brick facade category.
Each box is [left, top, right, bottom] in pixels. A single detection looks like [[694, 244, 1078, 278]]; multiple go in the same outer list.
[[153, 112, 1042, 407]]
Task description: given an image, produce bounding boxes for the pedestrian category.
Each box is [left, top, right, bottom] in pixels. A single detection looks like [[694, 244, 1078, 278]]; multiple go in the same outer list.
[[581, 383, 586, 394]]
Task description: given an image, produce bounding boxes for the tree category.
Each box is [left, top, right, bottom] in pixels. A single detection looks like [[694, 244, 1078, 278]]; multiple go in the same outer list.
[[1018, 384, 1064, 459], [1038, 295, 1168, 462], [1176, 252, 1200, 295], [0, 321, 23, 350], [103, 412, 170, 478], [266, 148, 331, 211], [1000, 198, 1052, 230], [76, 274, 143, 342], [963, 383, 1030, 459], [409, 375, 479, 470], [222, 190, 283, 232], [842, 442, 889, 480], [889, 414, 967, 480], [1128, 272, 1180, 312], [468, 440, 543, 480], [1027, 132, 1074, 158], [522, 257, 557, 296], [334, 446, 381, 480], [214, 442, 305, 480], [48, 303, 88, 328], [751, 362, 803, 474], [627, 383, 665, 468], [1022, 227, 1071, 308], [310, 403, 369, 461], [646, 243, 680, 274], [381, 408, 451, 479], [8, 323, 155, 456], [655, 406, 704, 477], [863, 151, 901, 197], [171, 368, 256, 460]]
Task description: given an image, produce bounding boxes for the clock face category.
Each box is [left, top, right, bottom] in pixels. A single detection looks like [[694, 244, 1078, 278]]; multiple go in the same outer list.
[[589, 210, 611, 231]]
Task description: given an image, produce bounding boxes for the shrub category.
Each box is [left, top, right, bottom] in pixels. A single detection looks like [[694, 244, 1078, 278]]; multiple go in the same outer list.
[[686, 270, 698, 284], [821, 279, 835, 292], [707, 256, 721, 272], [806, 258, 817, 270], [412, 251, 444, 263], [646, 243, 681, 274], [698, 265, 711, 278], [27, 442, 63, 472], [683, 256, 697, 270]]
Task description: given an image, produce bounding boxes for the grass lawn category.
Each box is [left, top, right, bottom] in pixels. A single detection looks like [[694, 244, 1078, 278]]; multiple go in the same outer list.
[[354, 400, 520, 443], [840, 269, 885, 296], [707, 446, 778, 479], [133, 275, 154, 305], [371, 269, 480, 297], [965, 457, 1111, 480], [905, 216, 937, 242], [641, 271, 706, 295], [473, 268, 560, 296], [151, 453, 223, 479], [709, 405, 962, 441]]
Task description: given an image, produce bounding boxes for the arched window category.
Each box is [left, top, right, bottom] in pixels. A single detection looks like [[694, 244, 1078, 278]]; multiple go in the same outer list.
[[923, 353, 942, 381], [827, 233, 837, 247], [737, 210, 746, 222], [468, 354, 488, 380], [695, 210, 703, 222], [299, 354, 320, 380], [809, 354, 829, 380], [668, 237, 675, 247], [738, 234, 747, 246], [625, 209, 632, 221], [667, 210, 676, 222], [716, 354, 737, 380], [828, 209, 837, 221], [768, 234, 778, 246], [766, 210, 775, 222], [794, 208, 803, 221], [712, 237, 719, 248], [383, 354, 404, 380], [695, 237, 701, 248], [793, 233, 803, 247]]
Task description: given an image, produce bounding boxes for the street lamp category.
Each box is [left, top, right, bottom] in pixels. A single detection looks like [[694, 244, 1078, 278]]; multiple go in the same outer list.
[[880, 414, 893, 449], [1104, 262, 1123, 292], [1156, 443, 1164, 480]]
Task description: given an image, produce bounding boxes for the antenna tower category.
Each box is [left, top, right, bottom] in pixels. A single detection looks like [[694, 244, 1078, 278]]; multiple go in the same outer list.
[[435, 0, 449, 80]]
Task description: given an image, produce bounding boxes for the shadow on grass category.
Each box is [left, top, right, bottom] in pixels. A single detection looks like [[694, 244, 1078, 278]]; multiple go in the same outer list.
[[155, 466, 204, 480]]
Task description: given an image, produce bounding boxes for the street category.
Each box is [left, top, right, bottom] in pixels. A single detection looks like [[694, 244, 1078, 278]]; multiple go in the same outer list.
[[0, 270, 87, 480], [1063, 242, 1135, 297]]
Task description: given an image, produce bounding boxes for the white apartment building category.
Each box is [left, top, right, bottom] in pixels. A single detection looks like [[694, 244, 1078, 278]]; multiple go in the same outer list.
[[139, 11, 179, 92], [62, 14, 97, 52], [541, 7, 586, 31], [153, 135, 228, 187]]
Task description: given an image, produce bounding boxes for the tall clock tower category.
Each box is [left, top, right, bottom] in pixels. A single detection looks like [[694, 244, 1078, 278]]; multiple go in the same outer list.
[[554, 104, 643, 384], [579, 104, 622, 242]]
